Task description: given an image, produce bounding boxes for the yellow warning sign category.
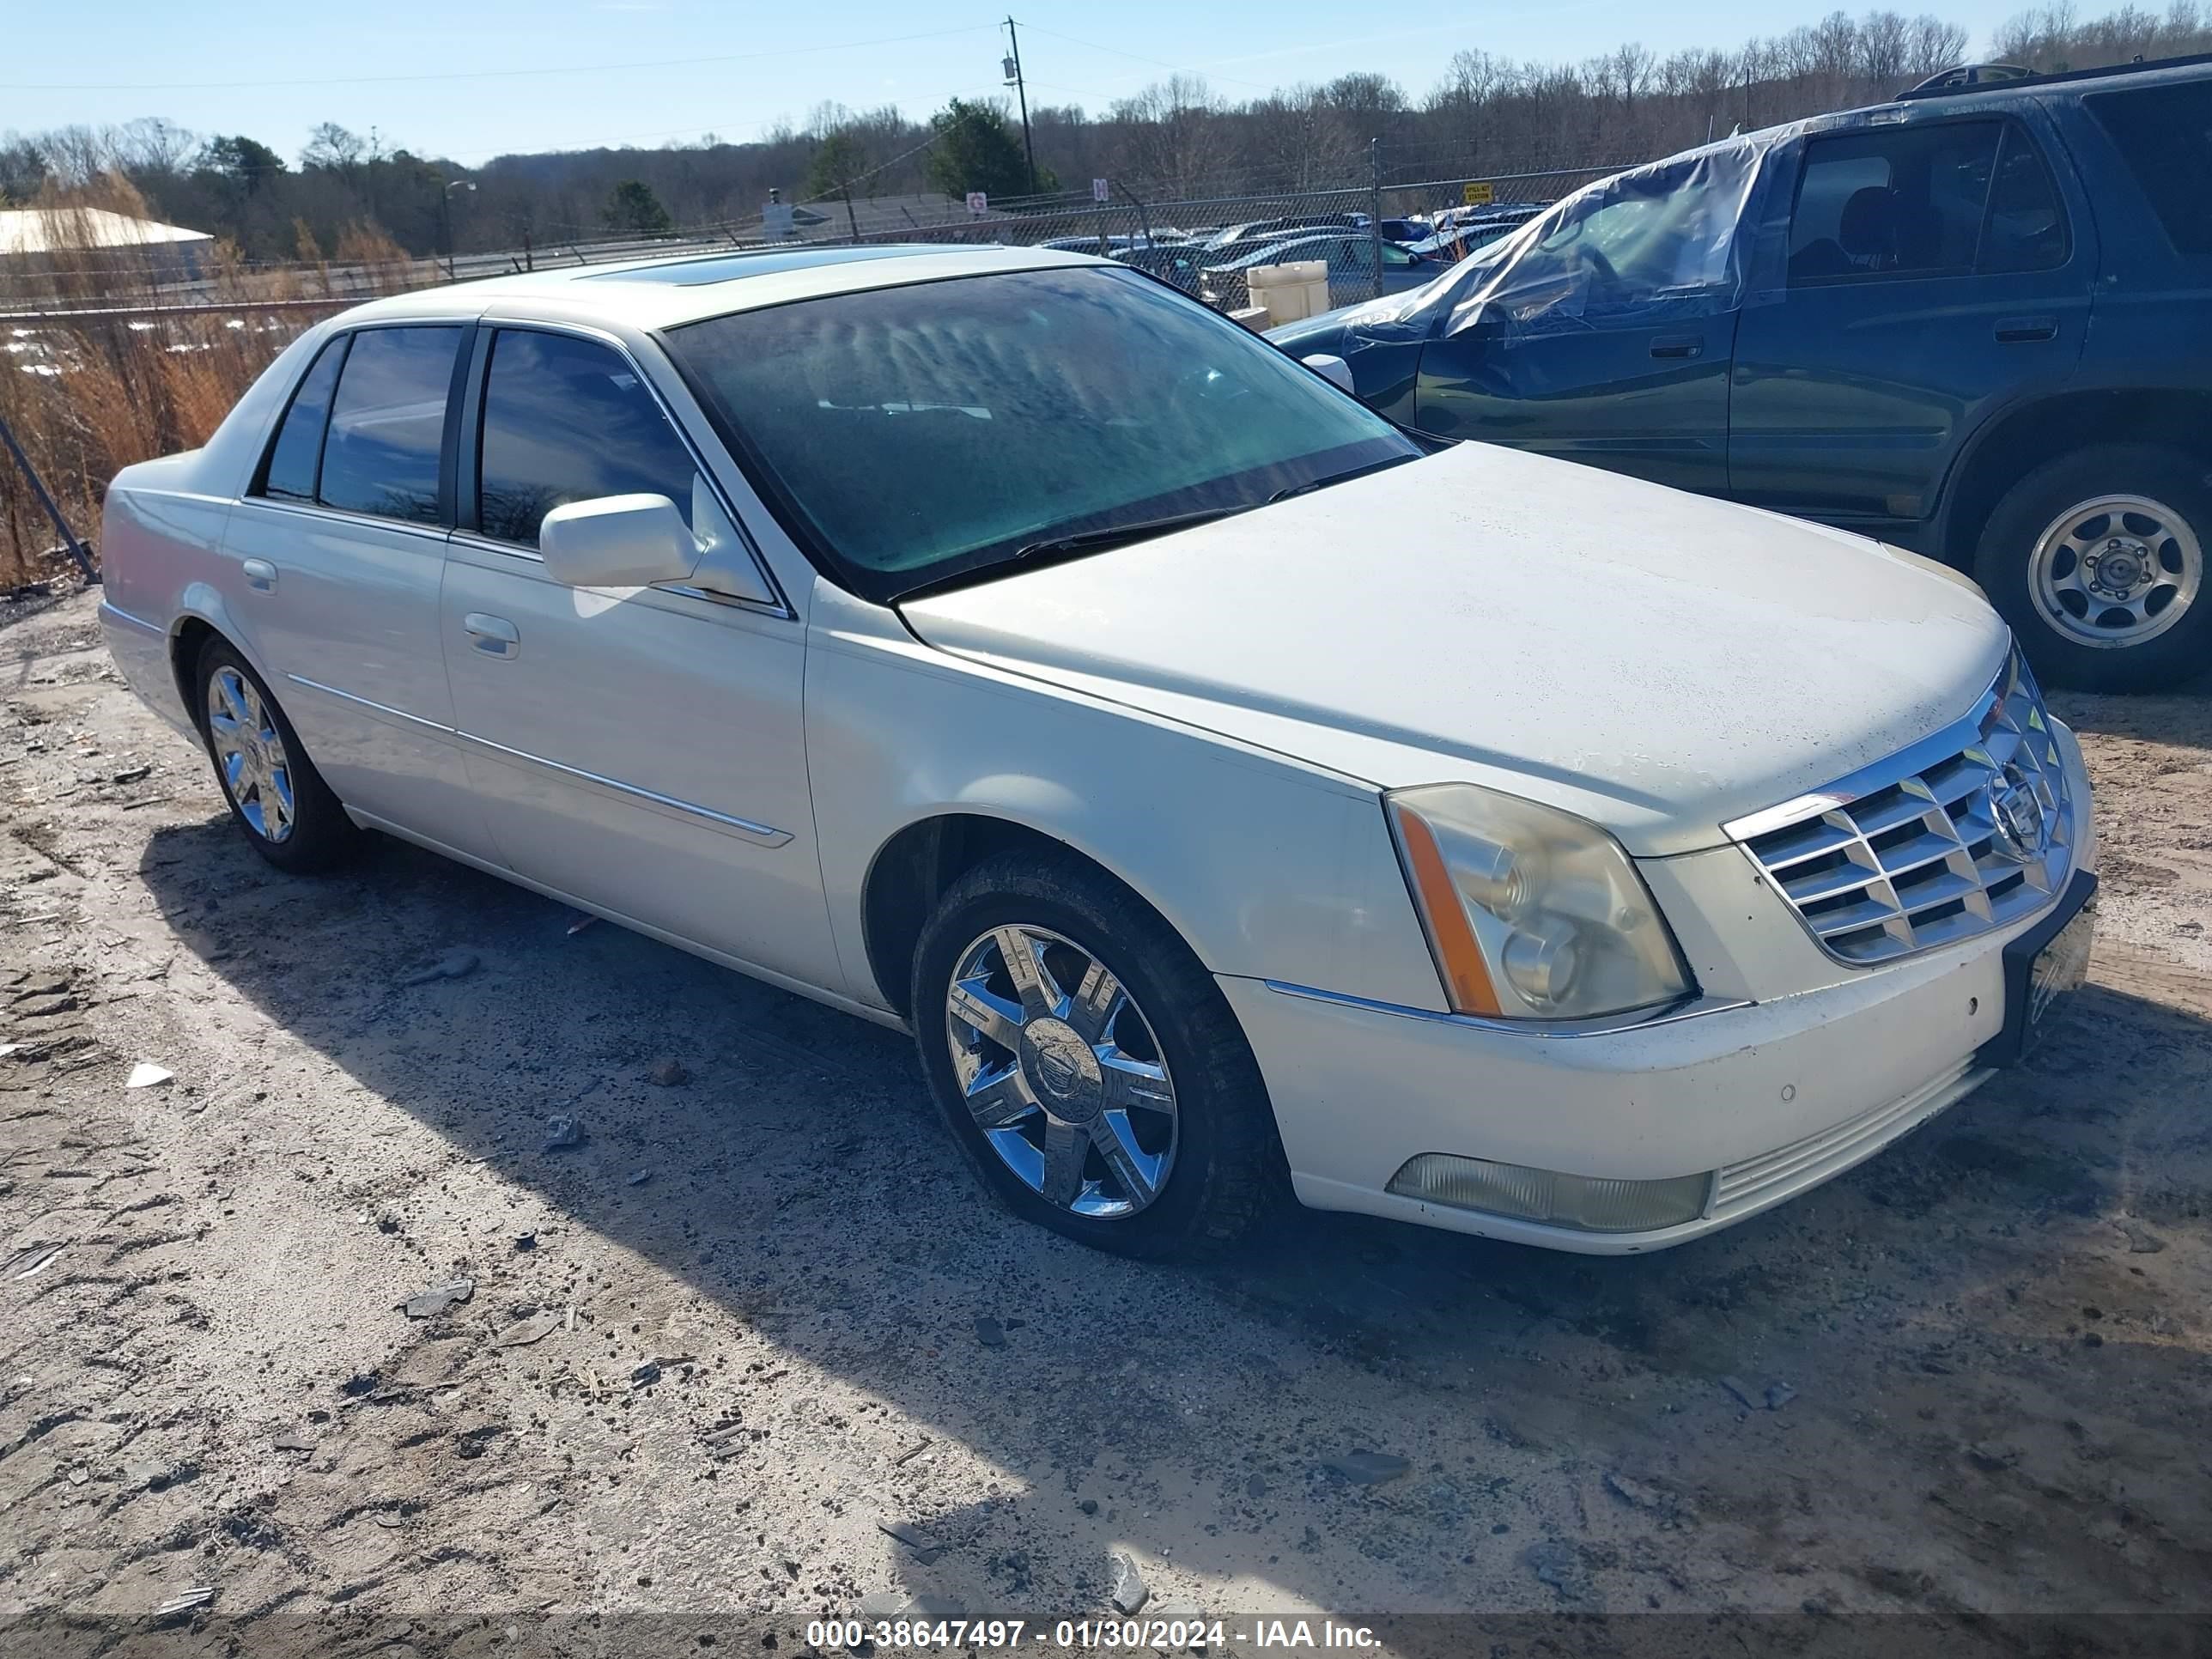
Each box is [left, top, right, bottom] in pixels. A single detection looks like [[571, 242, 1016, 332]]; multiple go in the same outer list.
[[1462, 181, 1496, 206]]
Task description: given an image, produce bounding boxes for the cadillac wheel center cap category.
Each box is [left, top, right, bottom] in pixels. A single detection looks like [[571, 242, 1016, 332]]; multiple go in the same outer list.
[[1022, 1018, 1103, 1123]]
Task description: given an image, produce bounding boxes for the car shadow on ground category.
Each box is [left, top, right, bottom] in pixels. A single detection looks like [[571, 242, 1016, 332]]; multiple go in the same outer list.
[[133, 811, 2212, 1621]]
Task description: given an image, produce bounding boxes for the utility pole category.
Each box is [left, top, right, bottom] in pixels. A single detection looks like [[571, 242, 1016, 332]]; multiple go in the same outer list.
[[1003, 17, 1038, 198]]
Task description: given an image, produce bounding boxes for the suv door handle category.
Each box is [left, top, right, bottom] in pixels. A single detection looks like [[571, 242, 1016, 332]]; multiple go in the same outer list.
[[462, 613, 520, 659], [1995, 315, 2059, 343], [1650, 335, 1704, 359], [241, 558, 277, 592]]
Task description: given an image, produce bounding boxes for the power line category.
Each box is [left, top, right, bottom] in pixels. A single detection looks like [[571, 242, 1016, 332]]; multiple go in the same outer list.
[[7, 23, 999, 92]]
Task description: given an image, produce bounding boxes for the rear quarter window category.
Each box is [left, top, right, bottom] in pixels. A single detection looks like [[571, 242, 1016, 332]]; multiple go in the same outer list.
[[2084, 81, 2212, 255]]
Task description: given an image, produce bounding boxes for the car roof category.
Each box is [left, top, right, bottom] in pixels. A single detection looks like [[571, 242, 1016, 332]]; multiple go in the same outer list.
[[328, 241, 1109, 332]]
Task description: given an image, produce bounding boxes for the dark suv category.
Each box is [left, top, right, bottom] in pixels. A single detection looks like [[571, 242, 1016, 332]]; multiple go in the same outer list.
[[1271, 56, 2212, 690]]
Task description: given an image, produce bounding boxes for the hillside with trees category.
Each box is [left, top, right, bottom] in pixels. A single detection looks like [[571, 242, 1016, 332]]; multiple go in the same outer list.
[[3, 3, 2204, 265]]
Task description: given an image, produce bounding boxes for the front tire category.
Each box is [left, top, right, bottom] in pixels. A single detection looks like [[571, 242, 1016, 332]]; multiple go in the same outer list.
[[194, 638, 362, 873], [1973, 444, 2211, 692], [911, 851, 1285, 1259]]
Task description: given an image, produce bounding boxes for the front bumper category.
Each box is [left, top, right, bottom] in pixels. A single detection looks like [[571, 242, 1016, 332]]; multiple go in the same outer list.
[[1226, 720, 2097, 1255]]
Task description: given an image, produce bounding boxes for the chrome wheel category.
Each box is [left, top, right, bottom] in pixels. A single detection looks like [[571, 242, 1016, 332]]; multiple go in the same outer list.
[[204, 665, 295, 843], [2028, 493, 2202, 650], [945, 924, 1178, 1219]]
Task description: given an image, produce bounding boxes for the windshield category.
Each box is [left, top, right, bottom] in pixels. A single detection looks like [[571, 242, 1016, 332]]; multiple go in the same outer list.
[[665, 265, 1419, 602]]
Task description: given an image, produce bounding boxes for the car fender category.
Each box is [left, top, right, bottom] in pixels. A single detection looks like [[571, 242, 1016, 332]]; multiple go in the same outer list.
[[803, 580, 1447, 1018]]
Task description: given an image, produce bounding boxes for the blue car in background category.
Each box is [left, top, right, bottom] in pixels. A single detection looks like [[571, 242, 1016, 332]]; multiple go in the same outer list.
[[1272, 54, 2212, 691]]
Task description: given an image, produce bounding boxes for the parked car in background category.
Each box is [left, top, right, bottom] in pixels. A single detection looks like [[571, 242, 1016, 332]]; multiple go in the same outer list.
[[1200, 212, 1370, 252], [98, 242, 2095, 1263], [1377, 216, 1433, 246], [1201, 234, 1438, 311], [1272, 54, 2212, 690], [1111, 242, 1209, 296]]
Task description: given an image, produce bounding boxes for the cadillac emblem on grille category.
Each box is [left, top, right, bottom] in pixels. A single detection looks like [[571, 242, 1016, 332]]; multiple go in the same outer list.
[[1723, 651, 2073, 966], [1985, 764, 2046, 862]]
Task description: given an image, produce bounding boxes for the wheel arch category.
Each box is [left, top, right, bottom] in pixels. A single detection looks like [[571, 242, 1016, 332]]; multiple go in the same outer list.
[[860, 811, 1199, 1022], [1938, 387, 2212, 568]]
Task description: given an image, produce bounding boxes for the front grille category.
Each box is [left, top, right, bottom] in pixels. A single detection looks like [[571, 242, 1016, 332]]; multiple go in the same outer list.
[[1729, 651, 2074, 966]]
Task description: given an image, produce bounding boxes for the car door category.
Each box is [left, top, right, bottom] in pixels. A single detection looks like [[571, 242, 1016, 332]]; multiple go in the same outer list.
[[436, 321, 839, 991], [1729, 113, 2093, 532], [222, 320, 501, 860], [1410, 153, 1747, 495]]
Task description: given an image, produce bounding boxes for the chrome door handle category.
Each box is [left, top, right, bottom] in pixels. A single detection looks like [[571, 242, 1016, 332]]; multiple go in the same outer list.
[[1650, 335, 1704, 360], [241, 558, 277, 592], [462, 613, 520, 658]]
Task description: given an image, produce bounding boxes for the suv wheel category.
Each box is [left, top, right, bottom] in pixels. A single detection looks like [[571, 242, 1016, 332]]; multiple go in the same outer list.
[[910, 851, 1285, 1259], [196, 638, 363, 872], [1975, 444, 2211, 691]]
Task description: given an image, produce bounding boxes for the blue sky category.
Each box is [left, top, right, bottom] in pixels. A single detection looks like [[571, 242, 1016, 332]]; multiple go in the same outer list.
[[9, 0, 2032, 167]]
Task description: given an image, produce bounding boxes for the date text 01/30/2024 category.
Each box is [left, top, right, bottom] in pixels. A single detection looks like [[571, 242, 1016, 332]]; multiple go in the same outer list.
[[801, 1618, 1382, 1649]]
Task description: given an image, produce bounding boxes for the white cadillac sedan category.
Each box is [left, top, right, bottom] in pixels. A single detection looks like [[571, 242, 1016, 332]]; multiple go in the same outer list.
[[97, 245, 2097, 1259]]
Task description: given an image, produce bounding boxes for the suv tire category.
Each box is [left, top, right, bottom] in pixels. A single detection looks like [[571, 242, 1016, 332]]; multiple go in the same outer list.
[[911, 850, 1286, 1259], [1974, 444, 2211, 692]]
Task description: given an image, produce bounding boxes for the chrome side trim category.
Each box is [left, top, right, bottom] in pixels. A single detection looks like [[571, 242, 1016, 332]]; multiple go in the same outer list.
[[286, 672, 454, 732], [1259, 980, 1753, 1037], [234, 496, 453, 547], [99, 599, 166, 635], [456, 731, 793, 848]]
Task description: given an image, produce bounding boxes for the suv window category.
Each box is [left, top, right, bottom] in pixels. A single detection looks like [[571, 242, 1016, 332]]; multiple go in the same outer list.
[[1978, 124, 2068, 273], [2085, 81, 2212, 255], [315, 326, 461, 525], [1790, 122, 2004, 283], [476, 330, 702, 547]]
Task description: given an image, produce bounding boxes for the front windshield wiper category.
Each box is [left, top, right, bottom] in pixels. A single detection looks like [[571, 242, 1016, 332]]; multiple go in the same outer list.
[[1267, 450, 1423, 503], [1012, 503, 1260, 562]]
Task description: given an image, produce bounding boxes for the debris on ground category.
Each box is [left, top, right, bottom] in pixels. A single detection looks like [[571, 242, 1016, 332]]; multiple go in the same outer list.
[[155, 1587, 216, 1618], [1719, 1375, 1796, 1412], [1602, 1470, 1667, 1510], [2118, 1218, 2168, 1254], [565, 913, 599, 935], [492, 1312, 562, 1349], [1109, 1551, 1150, 1614], [625, 1168, 651, 1186], [125, 1061, 172, 1089], [12, 1243, 64, 1279], [974, 1316, 1006, 1348], [647, 1058, 691, 1086], [1323, 1450, 1411, 1486], [399, 951, 480, 987], [631, 1360, 662, 1386], [543, 1115, 586, 1152], [398, 1279, 474, 1319], [272, 1427, 318, 1451]]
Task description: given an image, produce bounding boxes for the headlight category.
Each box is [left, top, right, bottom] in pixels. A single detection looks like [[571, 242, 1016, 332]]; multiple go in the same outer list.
[[1385, 783, 1692, 1021]]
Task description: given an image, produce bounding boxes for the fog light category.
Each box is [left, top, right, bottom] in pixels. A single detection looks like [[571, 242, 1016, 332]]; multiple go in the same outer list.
[[1387, 1153, 1711, 1233]]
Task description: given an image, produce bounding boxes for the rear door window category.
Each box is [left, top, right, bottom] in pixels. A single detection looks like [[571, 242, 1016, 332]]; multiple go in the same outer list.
[[2084, 81, 2212, 255], [258, 336, 348, 503], [474, 330, 702, 547], [1977, 124, 2069, 272], [1788, 122, 2002, 284], [315, 326, 462, 525]]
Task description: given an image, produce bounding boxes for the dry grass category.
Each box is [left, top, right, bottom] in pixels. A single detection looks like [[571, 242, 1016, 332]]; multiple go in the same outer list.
[[1, 176, 436, 584]]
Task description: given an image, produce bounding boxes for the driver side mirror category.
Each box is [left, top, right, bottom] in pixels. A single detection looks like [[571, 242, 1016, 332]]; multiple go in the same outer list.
[[538, 494, 700, 588], [1302, 354, 1357, 394]]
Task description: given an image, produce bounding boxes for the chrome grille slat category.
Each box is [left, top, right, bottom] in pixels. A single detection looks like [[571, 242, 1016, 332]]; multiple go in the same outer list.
[[1730, 651, 2074, 967]]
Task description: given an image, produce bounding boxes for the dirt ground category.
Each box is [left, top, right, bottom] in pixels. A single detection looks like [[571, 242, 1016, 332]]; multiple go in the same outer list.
[[3, 586, 2209, 1656]]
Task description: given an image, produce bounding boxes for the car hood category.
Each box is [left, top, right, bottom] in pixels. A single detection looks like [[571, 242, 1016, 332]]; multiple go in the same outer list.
[[898, 442, 2010, 856]]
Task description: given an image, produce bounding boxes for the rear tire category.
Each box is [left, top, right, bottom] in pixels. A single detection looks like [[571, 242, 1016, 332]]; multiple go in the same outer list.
[[911, 850, 1286, 1260], [1972, 443, 2212, 692], [193, 637, 363, 873]]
